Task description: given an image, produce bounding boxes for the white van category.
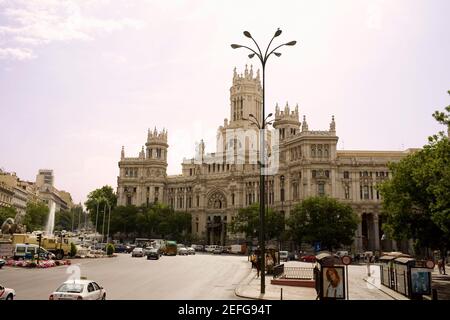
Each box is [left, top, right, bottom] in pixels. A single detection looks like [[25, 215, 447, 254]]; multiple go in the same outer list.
[[14, 244, 54, 260], [205, 245, 219, 253], [279, 251, 289, 262]]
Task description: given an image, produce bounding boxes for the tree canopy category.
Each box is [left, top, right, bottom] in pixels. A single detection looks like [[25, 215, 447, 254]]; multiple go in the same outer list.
[[23, 202, 49, 232], [84, 185, 117, 233], [288, 196, 359, 251], [229, 203, 285, 241], [379, 94, 450, 254]]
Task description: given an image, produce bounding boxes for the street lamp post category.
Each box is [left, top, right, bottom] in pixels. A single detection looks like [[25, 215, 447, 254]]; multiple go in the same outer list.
[[105, 200, 111, 244], [231, 29, 296, 294]]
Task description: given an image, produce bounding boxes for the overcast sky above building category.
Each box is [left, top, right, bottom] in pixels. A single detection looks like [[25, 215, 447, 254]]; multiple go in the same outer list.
[[1, 0, 449, 205]]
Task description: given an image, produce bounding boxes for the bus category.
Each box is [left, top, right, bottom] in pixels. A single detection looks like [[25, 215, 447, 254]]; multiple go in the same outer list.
[[165, 241, 177, 256]]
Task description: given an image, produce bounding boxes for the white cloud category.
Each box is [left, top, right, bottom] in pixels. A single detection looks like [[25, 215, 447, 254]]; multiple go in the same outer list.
[[0, 0, 145, 60], [0, 47, 36, 60]]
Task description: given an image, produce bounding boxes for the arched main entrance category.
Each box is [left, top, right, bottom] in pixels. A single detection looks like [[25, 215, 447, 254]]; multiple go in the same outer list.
[[206, 190, 227, 245]]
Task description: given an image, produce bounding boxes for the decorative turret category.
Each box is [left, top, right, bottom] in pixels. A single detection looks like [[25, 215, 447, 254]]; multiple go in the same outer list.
[[302, 115, 309, 132], [329, 115, 336, 133], [121, 146, 125, 159], [273, 101, 300, 140], [229, 65, 262, 125], [145, 127, 169, 164]]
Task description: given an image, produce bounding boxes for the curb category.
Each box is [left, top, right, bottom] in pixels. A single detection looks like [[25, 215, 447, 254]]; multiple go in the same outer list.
[[234, 270, 270, 300], [362, 278, 408, 300]]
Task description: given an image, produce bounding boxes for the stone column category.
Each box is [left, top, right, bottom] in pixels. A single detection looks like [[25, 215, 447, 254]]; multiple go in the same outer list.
[[373, 214, 380, 251], [355, 217, 363, 253]]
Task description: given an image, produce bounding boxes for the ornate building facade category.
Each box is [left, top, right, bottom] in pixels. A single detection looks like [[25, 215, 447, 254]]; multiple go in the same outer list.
[[117, 65, 416, 254]]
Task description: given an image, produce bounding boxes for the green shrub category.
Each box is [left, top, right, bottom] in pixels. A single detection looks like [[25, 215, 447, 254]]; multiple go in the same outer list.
[[70, 242, 77, 257], [106, 243, 115, 256]]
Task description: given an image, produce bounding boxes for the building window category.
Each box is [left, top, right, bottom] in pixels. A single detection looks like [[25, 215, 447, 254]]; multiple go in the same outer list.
[[325, 170, 330, 178], [312, 170, 317, 178], [196, 223, 199, 233], [344, 185, 350, 199], [318, 183, 325, 196], [293, 182, 298, 200], [311, 145, 316, 157], [147, 187, 150, 193], [363, 185, 369, 199], [231, 193, 235, 205], [127, 196, 132, 206], [189, 168, 192, 176], [281, 188, 285, 202], [344, 171, 349, 179], [154, 197, 158, 203]]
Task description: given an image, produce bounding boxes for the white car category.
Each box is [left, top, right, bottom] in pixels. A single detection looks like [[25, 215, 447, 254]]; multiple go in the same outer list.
[[49, 280, 106, 300], [0, 284, 16, 300], [187, 247, 195, 255], [178, 247, 188, 255], [131, 247, 144, 257]]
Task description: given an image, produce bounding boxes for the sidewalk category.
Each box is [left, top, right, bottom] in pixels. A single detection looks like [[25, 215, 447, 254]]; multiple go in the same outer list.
[[235, 269, 317, 300], [429, 267, 450, 300]]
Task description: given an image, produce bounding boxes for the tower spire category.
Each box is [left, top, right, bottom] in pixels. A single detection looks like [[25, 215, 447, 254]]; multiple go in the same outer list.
[[302, 115, 309, 132]]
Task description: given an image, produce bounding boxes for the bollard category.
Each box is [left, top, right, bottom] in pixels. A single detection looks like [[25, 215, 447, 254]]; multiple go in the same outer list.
[[280, 288, 283, 300], [432, 289, 438, 300]]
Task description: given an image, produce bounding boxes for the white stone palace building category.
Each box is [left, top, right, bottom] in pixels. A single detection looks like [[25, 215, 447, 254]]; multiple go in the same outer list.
[[117, 65, 416, 254]]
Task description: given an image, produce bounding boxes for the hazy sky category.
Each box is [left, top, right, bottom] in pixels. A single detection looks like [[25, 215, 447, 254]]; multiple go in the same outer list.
[[1, 0, 449, 205]]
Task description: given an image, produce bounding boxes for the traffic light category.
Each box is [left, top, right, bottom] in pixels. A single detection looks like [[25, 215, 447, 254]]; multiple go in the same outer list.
[[37, 233, 42, 243]]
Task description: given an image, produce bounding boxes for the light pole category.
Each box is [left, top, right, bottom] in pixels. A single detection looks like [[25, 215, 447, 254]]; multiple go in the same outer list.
[[231, 29, 296, 294], [105, 200, 111, 244]]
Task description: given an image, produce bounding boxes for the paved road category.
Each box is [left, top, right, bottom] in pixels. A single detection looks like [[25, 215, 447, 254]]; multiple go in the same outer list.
[[0, 253, 251, 300]]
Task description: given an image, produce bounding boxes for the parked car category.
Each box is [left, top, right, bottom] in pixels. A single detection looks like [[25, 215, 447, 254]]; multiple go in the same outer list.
[[0, 284, 15, 300], [49, 279, 106, 300], [213, 246, 223, 254], [143, 247, 153, 256], [147, 248, 160, 260], [131, 248, 144, 257], [192, 244, 204, 252], [0, 259, 6, 269], [187, 247, 195, 255], [114, 244, 128, 253], [300, 255, 317, 263], [279, 251, 288, 262], [178, 247, 188, 255]]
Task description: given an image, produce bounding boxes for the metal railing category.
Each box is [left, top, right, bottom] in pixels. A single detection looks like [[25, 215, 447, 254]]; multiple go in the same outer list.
[[273, 265, 314, 280], [284, 267, 314, 280]]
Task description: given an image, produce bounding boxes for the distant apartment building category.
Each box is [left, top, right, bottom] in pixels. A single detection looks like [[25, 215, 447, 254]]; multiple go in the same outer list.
[[0, 169, 74, 214]]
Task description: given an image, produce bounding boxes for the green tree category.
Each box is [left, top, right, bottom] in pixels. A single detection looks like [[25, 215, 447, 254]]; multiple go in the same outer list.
[[54, 210, 73, 231], [288, 196, 359, 251], [229, 204, 285, 241], [0, 206, 17, 226], [108, 205, 139, 240], [379, 94, 450, 256], [70, 242, 77, 257], [23, 202, 49, 232], [84, 186, 117, 233]]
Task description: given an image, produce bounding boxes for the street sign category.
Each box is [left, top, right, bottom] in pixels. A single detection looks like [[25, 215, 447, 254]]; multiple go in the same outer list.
[[341, 255, 352, 265], [425, 260, 435, 269], [314, 242, 321, 252]]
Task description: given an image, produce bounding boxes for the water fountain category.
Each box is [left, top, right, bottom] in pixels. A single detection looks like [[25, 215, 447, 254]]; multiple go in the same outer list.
[[45, 201, 56, 236]]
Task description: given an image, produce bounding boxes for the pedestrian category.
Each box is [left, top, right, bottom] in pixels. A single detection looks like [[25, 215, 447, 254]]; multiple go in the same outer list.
[[250, 253, 257, 269], [255, 256, 261, 278], [438, 260, 443, 275], [442, 257, 447, 275]]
